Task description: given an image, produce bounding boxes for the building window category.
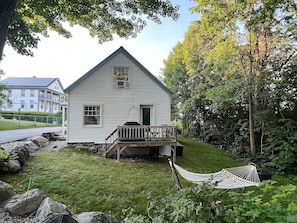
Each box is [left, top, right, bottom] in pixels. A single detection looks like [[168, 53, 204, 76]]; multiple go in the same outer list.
[[40, 101, 44, 110], [21, 100, 25, 109], [40, 90, 44, 98], [113, 67, 129, 88], [84, 105, 101, 126], [30, 89, 35, 97], [47, 91, 51, 100], [21, 89, 25, 97], [30, 100, 34, 109]]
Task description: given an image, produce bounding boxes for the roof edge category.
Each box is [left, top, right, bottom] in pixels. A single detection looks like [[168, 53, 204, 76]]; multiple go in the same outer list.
[[64, 46, 172, 95]]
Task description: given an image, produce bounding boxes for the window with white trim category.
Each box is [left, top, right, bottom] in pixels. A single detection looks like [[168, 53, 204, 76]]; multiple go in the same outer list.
[[84, 105, 101, 126], [21, 100, 25, 109], [30, 100, 34, 109], [113, 67, 129, 88]]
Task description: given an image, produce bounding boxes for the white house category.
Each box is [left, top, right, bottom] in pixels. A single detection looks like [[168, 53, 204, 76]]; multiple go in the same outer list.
[[1, 77, 65, 113], [64, 47, 177, 159]]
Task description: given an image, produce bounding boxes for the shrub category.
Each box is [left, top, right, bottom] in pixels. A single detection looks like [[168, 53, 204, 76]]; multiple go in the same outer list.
[[0, 149, 9, 171], [124, 181, 225, 223], [224, 181, 297, 222], [123, 181, 297, 223]]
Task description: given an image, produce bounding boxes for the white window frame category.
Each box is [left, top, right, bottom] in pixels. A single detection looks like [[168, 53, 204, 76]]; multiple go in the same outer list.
[[113, 67, 129, 88], [21, 89, 25, 97], [83, 105, 102, 126], [30, 89, 35, 97], [20, 100, 25, 109], [30, 100, 34, 109]]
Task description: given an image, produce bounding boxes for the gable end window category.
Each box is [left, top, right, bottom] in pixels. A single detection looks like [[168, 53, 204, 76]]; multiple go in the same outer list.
[[113, 67, 129, 88], [84, 105, 101, 126]]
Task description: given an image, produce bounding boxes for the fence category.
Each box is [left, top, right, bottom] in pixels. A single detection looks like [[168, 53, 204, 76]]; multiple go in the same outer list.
[[0, 113, 62, 125]]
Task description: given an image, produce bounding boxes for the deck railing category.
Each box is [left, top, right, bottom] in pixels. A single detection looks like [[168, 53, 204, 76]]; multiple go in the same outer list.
[[118, 125, 176, 141], [104, 125, 177, 161], [105, 125, 177, 146]]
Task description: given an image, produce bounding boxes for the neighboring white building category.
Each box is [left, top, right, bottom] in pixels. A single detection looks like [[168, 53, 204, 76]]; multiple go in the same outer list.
[[1, 77, 65, 113], [64, 46, 172, 144]]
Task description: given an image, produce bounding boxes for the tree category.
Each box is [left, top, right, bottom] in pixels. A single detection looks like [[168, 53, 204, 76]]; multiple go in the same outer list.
[[0, 0, 179, 61], [0, 69, 12, 108], [191, 0, 297, 155]]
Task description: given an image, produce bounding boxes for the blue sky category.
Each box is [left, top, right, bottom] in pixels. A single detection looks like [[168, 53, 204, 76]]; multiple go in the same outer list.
[[1, 1, 198, 88]]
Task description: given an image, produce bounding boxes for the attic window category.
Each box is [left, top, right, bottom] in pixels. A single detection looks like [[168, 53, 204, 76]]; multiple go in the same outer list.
[[84, 105, 101, 126], [114, 67, 129, 88]]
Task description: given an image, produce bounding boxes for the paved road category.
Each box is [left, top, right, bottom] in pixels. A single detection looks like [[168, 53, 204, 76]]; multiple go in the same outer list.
[[0, 127, 64, 144]]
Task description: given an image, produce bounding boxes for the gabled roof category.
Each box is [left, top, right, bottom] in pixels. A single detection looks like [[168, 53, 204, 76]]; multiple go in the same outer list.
[[64, 46, 172, 95], [1, 77, 63, 89]]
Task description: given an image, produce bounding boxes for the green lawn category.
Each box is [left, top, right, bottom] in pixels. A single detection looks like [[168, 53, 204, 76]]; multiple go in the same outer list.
[[1, 137, 296, 221], [0, 119, 58, 130]]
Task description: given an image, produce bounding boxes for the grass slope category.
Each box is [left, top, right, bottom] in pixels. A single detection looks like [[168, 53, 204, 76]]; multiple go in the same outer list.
[[1, 137, 296, 220]]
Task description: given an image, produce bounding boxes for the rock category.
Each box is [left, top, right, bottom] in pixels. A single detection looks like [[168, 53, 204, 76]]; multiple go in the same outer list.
[[0, 180, 15, 203], [23, 140, 40, 153], [15, 149, 26, 166], [3, 188, 45, 216], [42, 213, 78, 223], [36, 197, 70, 220], [1, 141, 38, 155], [73, 212, 120, 223], [28, 136, 49, 148], [12, 143, 30, 159], [8, 159, 21, 173]]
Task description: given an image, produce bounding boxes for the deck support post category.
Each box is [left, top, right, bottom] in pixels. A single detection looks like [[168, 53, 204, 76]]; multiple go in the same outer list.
[[172, 145, 176, 163], [173, 143, 176, 163], [117, 147, 120, 161]]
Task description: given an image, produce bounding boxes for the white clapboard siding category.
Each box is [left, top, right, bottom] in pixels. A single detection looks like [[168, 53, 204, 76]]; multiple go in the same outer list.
[[65, 47, 171, 144]]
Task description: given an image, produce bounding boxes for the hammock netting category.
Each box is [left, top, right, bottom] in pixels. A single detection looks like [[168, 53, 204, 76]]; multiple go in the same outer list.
[[169, 160, 260, 189]]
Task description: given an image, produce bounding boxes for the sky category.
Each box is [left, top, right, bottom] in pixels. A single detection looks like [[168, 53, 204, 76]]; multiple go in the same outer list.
[[0, 1, 199, 89]]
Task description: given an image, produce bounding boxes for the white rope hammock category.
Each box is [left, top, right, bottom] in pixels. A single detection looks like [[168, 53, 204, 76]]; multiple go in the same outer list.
[[169, 160, 260, 189]]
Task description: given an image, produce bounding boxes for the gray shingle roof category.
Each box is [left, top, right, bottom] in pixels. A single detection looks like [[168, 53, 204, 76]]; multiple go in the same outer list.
[[1, 77, 57, 88]]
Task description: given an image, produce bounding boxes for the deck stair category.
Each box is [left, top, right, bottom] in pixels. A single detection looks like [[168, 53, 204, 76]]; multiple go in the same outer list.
[[103, 125, 177, 161]]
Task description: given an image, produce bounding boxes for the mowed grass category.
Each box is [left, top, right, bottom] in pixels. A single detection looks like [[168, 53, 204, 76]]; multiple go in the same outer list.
[[1, 137, 296, 221], [1, 148, 174, 220], [0, 119, 58, 130]]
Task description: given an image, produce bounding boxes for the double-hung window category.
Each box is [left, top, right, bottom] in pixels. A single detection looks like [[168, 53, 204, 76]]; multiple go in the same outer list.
[[113, 67, 129, 88], [84, 105, 101, 126]]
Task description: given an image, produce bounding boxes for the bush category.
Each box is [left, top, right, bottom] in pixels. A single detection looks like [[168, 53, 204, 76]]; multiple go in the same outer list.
[[124, 181, 225, 223], [225, 182, 297, 222], [123, 181, 297, 223], [0, 149, 9, 171]]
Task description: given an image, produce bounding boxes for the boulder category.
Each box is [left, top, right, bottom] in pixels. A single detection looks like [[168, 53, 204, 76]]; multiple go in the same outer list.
[[42, 213, 78, 223], [12, 143, 30, 159], [73, 212, 120, 223], [36, 197, 70, 220], [14, 149, 26, 166], [3, 188, 45, 216], [0, 180, 15, 203], [8, 159, 21, 173], [28, 136, 49, 148], [22, 140, 40, 153]]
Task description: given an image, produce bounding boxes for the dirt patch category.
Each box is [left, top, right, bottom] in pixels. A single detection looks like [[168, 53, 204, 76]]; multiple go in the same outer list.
[[40, 140, 67, 151]]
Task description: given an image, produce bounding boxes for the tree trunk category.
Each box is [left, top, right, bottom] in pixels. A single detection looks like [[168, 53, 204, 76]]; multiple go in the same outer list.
[[248, 88, 256, 155], [0, 0, 18, 61]]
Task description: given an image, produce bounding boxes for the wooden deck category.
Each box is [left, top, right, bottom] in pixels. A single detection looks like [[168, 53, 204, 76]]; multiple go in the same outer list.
[[104, 125, 177, 161]]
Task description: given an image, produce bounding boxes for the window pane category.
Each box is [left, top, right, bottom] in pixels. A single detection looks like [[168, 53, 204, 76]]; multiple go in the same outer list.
[[84, 105, 101, 125], [114, 67, 129, 81]]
